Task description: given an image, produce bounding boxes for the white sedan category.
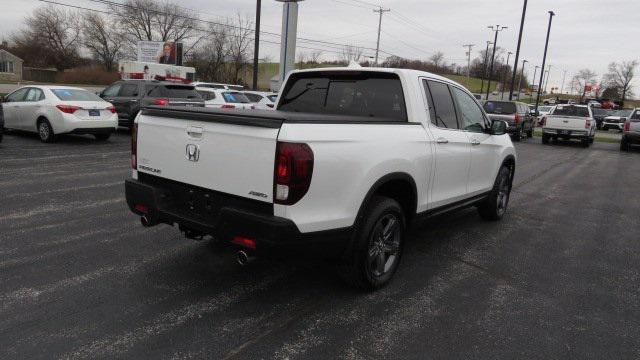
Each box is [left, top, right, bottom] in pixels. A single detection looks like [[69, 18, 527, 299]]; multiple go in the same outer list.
[[242, 91, 278, 110], [195, 87, 254, 110], [1, 86, 118, 142]]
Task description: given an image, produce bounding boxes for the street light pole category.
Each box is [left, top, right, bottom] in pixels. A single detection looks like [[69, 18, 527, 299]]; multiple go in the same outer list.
[[501, 51, 512, 99], [509, 0, 528, 100], [560, 69, 567, 94], [516, 59, 528, 100], [463, 44, 475, 89], [480, 41, 492, 95], [535, 11, 556, 115], [544, 65, 553, 93], [485, 25, 508, 100], [252, 0, 262, 90]]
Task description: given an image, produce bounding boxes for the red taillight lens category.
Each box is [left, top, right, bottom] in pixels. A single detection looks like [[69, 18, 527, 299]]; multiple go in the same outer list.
[[56, 104, 80, 114], [274, 142, 314, 205], [540, 116, 546, 126], [154, 98, 169, 106], [221, 104, 236, 109], [624, 121, 631, 132], [232, 236, 256, 250], [514, 114, 522, 123], [131, 123, 138, 169], [107, 106, 116, 114], [585, 120, 591, 129]]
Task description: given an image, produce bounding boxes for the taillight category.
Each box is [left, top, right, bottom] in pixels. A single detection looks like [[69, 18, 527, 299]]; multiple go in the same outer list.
[[514, 114, 522, 123], [274, 142, 314, 205], [131, 123, 138, 169], [56, 104, 80, 114], [106, 106, 116, 113], [624, 121, 631, 132], [221, 104, 236, 109], [585, 120, 591, 129], [540, 116, 547, 126], [154, 98, 169, 106]]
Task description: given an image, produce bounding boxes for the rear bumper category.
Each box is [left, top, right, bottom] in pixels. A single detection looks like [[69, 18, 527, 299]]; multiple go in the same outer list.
[[125, 178, 351, 258], [69, 127, 116, 135], [543, 128, 590, 139], [623, 132, 640, 144]]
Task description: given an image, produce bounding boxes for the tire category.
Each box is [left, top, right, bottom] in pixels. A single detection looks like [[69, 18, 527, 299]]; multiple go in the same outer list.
[[94, 133, 111, 141], [542, 134, 550, 144], [526, 124, 533, 138], [581, 138, 590, 148], [512, 127, 522, 142], [37, 118, 56, 143], [478, 166, 512, 221], [620, 137, 630, 151], [339, 196, 406, 291]]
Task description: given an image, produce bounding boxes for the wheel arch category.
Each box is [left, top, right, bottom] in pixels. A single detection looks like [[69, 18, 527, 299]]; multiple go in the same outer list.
[[355, 172, 418, 227], [500, 155, 516, 184]]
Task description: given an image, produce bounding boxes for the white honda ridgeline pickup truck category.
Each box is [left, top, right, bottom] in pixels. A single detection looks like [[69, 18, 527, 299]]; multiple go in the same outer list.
[[125, 68, 516, 290]]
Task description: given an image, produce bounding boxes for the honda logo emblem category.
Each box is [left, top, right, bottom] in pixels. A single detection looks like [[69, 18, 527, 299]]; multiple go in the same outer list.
[[185, 144, 200, 162]]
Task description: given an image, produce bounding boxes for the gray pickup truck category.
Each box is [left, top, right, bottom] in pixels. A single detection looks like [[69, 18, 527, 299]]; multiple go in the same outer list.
[[620, 108, 640, 151]]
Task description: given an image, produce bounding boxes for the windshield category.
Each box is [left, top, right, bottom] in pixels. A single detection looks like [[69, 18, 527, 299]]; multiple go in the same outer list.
[[551, 105, 590, 117], [483, 101, 516, 114], [222, 92, 251, 103], [539, 106, 552, 112], [278, 72, 407, 121], [51, 89, 103, 101], [613, 109, 633, 117]]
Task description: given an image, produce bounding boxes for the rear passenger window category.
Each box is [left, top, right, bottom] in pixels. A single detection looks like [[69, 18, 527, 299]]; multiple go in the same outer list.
[[426, 80, 458, 129]]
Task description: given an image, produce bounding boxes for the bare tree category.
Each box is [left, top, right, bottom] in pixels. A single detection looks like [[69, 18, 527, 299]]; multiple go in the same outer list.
[[22, 5, 81, 70], [82, 12, 125, 71], [341, 45, 364, 64], [309, 50, 323, 64], [604, 60, 638, 104], [296, 51, 307, 65], [429, 51, 445, 69], [227, 14, 253, 84], [571, 69, 598, 101], [189, 23, 230, 82]]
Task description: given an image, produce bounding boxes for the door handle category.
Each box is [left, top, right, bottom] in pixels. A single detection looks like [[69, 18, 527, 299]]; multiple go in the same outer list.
[[436, 137, 449, 144], [471, 138, 481, 146]]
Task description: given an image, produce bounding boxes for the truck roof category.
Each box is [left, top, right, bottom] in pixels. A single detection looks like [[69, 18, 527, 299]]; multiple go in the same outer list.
[[288, 67, 462, 88]]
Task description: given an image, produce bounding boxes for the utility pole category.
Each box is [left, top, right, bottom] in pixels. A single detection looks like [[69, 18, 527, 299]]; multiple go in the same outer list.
[[501, 51, 512, 99], [480, 41, 492, 95], [252, 0, 262, 90], [373, 7, 390, 65], [560, 69, 567, 94], [509, 0, 528, 100], [535, 11, 556, 115], [485, 25, 508, 100], [463, 44, 474, 89], [516, 59, 528, 100], [532, 65, 540, 96], [544, 65, 553, 93]]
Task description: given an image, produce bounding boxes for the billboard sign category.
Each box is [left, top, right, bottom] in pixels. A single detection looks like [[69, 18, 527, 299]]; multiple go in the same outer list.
[[136, 41, 183, 65]]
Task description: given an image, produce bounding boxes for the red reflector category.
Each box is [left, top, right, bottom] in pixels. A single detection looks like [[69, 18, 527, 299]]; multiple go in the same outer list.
[[154, 98, 170, 106], [232, 236, 256, 250], [624, 121, 630, 132], [56, 104, 80, 114], [134, 204, 148, 214], [106, 106, 116, 114], [221, 104, 236, 109]]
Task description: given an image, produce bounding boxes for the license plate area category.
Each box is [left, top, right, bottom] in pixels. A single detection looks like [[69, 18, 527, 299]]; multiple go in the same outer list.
[[89, 109, 100, 117], [560, 130, 570, 135]]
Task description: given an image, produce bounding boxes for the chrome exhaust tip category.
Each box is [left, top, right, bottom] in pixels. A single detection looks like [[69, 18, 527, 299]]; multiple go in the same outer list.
[[236, 250, 255, 266], [140, 215, 153, 227]]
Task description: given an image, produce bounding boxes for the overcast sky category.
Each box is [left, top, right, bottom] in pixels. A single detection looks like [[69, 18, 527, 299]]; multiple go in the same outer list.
[[1, 0, 639, 93]]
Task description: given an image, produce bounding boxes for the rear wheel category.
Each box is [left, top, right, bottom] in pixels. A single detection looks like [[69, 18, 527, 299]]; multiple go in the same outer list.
[[37, 119, 56, 143], [581, 138, 590, 147], [339, 196, 405, 291], [620, 136, 630, 151], [94, 133, 111, 141], [542, 134, 550, 144], [526, 124, 533, 138], [478, 166, 512, 221], [512, 126, 522, 142]]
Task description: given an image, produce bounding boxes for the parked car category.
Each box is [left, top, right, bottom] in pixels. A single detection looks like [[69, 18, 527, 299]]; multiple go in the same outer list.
[[1, 86, 117, 143], [191, 82, 245, 91], [0, 100, 4, 144], [602, 109, 634, 131], [541, 104, 595, 147], [195, 88, 254, 109], [530, 105, 554, 125], [99, 80, 204, 128], [592, 108, 612, 130], [543, 98, 557, 105], [483, 100, 534, 141], [125, 68, 516, 290], [242, 91, 278, 109], [620, 108, 640, 151]]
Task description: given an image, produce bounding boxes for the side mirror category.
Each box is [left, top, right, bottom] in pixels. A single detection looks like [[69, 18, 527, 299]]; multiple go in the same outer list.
[[266, 103, 274, 108], [621, 117, 627, 122], [491, 120, 509, 136]]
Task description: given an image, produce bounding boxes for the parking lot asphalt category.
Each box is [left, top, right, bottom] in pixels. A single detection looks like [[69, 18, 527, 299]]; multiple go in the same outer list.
[[1, 131, 640, 359]]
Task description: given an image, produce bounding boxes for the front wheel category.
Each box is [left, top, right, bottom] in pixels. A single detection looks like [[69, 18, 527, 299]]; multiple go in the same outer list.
[[478, 166, 512, 221], [620, 137, 630, 151], [339, 196, 406, 291], [94, 133, 111, 141]]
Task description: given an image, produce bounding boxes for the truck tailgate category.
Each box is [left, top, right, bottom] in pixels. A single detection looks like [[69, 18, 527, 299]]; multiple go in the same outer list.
[[135, 107, 283, 203], [546, 115, 589, 130]]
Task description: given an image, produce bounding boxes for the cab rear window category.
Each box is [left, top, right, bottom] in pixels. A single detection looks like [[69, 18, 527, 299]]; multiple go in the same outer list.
[[278, 72, 407, 122], [163, 86, 201, 99], [552, 105, 589, 117]]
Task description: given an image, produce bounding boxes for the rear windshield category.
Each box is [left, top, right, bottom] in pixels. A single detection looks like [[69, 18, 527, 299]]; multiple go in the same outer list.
[[551, 105, 589, 117], [164, 86, 201, 99], [278, 72, 407, 121], [51, 89, 102, 101], [631, 110, 640, 121], [222, 92, 251, 103], [483, 101, 516, 114]]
